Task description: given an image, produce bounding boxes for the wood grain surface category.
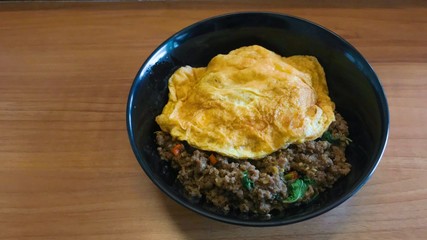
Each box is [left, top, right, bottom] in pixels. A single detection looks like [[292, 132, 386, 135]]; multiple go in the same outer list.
[[0, 2, 426, 239]]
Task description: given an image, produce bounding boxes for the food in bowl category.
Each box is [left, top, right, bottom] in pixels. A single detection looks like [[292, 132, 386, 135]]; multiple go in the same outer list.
[[154, 45, 351, 217]]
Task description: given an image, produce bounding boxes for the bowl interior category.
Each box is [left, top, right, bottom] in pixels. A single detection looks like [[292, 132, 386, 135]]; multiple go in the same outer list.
[[127, 13, 389, 226]]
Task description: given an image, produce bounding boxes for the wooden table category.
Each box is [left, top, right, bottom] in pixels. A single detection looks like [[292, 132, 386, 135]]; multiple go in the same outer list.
[[1, 1, 426, 239]]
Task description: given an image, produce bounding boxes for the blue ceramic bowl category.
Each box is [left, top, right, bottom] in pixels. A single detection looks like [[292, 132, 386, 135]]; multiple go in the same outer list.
[[126, 12, 389, 226]]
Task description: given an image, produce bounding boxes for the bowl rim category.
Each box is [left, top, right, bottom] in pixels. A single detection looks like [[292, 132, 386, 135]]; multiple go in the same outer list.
[[126, 11, 390, 226]]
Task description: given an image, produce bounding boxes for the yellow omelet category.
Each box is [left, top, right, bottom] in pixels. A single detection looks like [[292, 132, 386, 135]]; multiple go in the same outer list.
[[155, 45, 335, 159]]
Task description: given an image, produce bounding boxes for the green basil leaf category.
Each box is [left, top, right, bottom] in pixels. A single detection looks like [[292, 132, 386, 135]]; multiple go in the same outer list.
[[283, 179, 308, 203], [321, 131, 340, 144], [241, 170, 254, 191]]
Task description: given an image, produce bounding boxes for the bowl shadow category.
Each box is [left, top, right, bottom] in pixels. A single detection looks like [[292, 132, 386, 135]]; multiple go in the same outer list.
[[160, 192, 356, 239]]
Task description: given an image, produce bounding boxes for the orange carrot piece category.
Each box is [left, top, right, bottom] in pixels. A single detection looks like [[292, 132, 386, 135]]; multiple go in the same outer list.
[[284, 171, 299, 181], [171, 144, 184, 156], [209, 154, 218, 165]]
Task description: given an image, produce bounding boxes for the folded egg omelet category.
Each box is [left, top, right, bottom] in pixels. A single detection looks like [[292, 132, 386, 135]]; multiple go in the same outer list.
[[156, 45, 335, 159]]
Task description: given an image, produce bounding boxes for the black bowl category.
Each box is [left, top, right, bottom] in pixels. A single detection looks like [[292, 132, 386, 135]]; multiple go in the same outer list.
[[126, 12, 389, 226]]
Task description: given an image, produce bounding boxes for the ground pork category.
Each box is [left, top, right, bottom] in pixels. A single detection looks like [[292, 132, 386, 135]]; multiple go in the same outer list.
[[156, 113, 351, 218]]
